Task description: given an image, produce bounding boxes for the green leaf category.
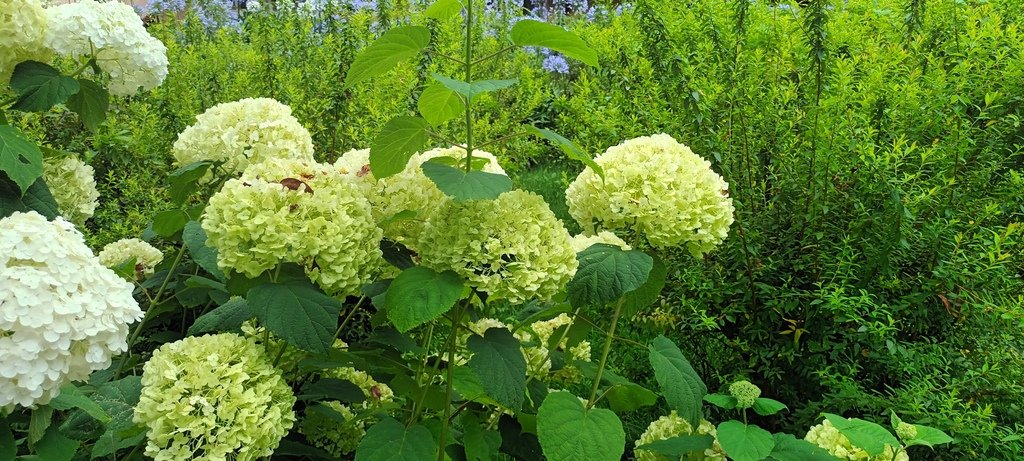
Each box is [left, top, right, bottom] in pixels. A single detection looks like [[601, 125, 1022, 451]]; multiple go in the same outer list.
[[355, 417, 438, 461], [717, 421, 775, 461], [703, 393, 738, 410], [187, 297, 252, 335], [468, 328, 527, 411], [510, 20, 599, 66], [183, 220, 225, 280], [65, 79, 108, 132], [346, 26, 431, 87], [34, 425, 79, 461], [752, 397, 788, 416], [537, 391, 625, 461], [767, 433, 839, 461], [0, 175, 59, 219], [420, 162, 513, 201], [248, 279, 343, 353], [0, 416, 14, 461], [88, 376, 145, 459], [567, 244, 653, 308], [635, 435, 715, 457], [385, 266, 463, 332], [462, 413, 502, 461], [905, 424, 954, 448], [49, 384, 110, 423], [604, 383, 658, 412], [9, 61, 81, 112], [0, 124, 44, 195], [621, 254, 666, 318], [370, 115, 430, 179], [380, 239, 416, 270], [648, 335, 707, 426], [525, 125, 603, 179], [28, 406, 52, 444], [168, 161, 212, 205], [431, 73, 518, 100], [417, 83, 464, 126], [424, 0, 462, 19], [151, 209, 189, 237], [823, 413, 901, 457], [299, 378, 367, 404]]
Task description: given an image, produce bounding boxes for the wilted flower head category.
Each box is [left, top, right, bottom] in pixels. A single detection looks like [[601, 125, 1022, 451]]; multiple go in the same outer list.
[[569, 231, 631, 254], [44, 0, 168, 95], [635, 411, 726, 461], [98, 238, 164, 277], [566, 134, 734, 256], [42, 155, 99, 226], [172, 98, 315, 178], [0, 211, 142, 411], [418, 190, 578, 304], [804, 419, 908, 461], [728, 380, 761, 409], [0, 0, 49, 84], [134, 333, 296, 461]]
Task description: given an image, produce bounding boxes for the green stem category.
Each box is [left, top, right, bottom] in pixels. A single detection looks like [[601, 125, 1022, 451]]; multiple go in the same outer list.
[[271, 340, 289, 368], [407, 322, 436, 426], [333, 295, 365, 341], [437, 303, 466, 460], [470, 45, 515, 66], [587, 298, 624, 408], [473, 131, 531, 151], [463, 0, 475, 173]]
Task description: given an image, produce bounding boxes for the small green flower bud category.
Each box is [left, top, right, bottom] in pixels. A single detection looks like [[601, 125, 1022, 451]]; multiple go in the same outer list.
[[728, 380, 762, 409]]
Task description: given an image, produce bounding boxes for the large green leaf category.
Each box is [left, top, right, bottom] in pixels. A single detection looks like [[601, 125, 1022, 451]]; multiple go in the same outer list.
[[890, 412, 953, 449], [0, 124, 43, 195], [823, 414, 901, 457], [604, 382, 658, 413], [635, 435, 715, 457], [299, 378, 367, 403], [355, 417, 438, 461], [421, 161, 512, 201], [248, 279, 343, 353], [168, 161, 212, 205], [621, 254, 666, 317], [346, 26, 431, 86], [151, 209, 190, 237], [567, 244, 653, 308], [752, 397, 788, 416], [0, 175, 58, 219], [462, 413, 502, 461], [468, 328, 527, 411], [716, 421, 775, 461], [431, 73, 518, 100], [49, 384, 110, 423], [87, 377, 145, 459], [385, 266, 463, 332], [35, 425, 79, 461], [65, 78, 109, 132], [183, 220, 225, 280], [648, 335, 707, 426], [537, 391, 625, 461], [9, 61, 80, 112], [510, 20, 599, 66], [0, 416, 14, 461], [525, 125, 603, 179], [187, 297, 252, 335], [370, 116, 430, 179], [767, 434, 839, 461], [417, 83, 464, 126], [424, 0, 462, 20]]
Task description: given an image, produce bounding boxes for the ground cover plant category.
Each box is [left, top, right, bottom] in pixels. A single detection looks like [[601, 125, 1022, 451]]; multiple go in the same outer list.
[[0, 0, 1020, 460]]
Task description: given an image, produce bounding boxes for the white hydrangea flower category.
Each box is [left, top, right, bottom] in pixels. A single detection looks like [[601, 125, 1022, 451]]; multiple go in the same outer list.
[[635, 411, 726, 461], [0, 0, 50, 84], [0, 211, 143, 411], [173, 98, 315, 178], [43, 0, 168, 96], [805, 420, 909, 461], [42, 155, 99, 225], [98, 238, 164, 277], [569, 231, 632, 253]]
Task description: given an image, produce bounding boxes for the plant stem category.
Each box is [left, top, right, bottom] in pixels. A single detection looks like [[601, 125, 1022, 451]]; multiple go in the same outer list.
[[437, 304, 465, 461], [587, 298, 624, 408], [463, 0, 475, 173], [333, 295, 366, 341], [271, 340, 289, 367], [473, 131, 531, 151], [470, 45, 515, 66]]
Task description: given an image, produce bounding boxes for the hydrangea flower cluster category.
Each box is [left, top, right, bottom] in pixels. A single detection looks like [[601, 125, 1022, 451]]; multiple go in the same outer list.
[[418, 190, 578, 303], [172, 98, 315, 178], [634, 411, 726, 461], [42, 155, 99, 226], [569, 230, 631, 254], [202, 157, 383, 296], [0, 211, 142, 411], [43, 0, 168, 96], [335, 146, 506, 245], [804, 420, 909, 461], [728, 380, 761, 409], [134, 333, 296, 461], [0, 0, 49, 84], [566, 134, 735, 256], [299, 363, 395, 456], [98, 238, 164, 277]]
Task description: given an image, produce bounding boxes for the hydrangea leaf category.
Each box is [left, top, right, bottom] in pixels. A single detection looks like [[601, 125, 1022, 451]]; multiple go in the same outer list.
[[385, 266, 463, 332], [621, 253, 666, 318], [567, 244, 653, 308], [168, 161, 212, 205], [0, 417, 14, 460], [380, 238, 416, 270], [355, 417, 438, 461], [823, 413, 901, 456], [65, 78, 109, 133], [703, 393, 738, 410], [716, 421, 775, 461], [537, 391, 625, 461], [462, 412, 502, 461], [0, 124, 44, 195], [57, 376, 146, 459], [49, 384, 110, 423], [298, 378, 367, 404], [766, 433, 838, 461], [648, 335, 707, 426], [525, 125, 603, 179], [904, 425, 954, 448], [421, 161, 513, 201], [345, 26, 431, 87], [752, 397, 788, 416], [636, 434, 715, 457], [35, 425, 79, 461], [417, 83, 464, 127], [0, 175, 58, 219], [151, 209, 189, 237], [187, 297, 252, 335], [9, 61, 81, 112], [248, 279, 343, 353], [498, 415, 543, 460], [431, 73, 518, 100], [370, 115, 430, 179], [182, 220, 225, 280], [468, 328, 527, 411], [510, 20, 599, 67], [604, 382, 658, 412], [423, 0, 462, 20]]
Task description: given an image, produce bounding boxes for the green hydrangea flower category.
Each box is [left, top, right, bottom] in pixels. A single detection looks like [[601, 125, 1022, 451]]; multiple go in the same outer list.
[[728, 380, 761, 409], [805, 419, 909, 461], [895, 421, 918, 441], [42, 155, 99, 226], [569, 230, 631, 254], [299, 365, 395, 457], [634, 411, 726, 461]]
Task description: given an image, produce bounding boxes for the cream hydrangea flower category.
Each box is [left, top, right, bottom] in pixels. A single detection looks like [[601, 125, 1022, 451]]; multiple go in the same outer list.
[[172, 98, 314, 178], [728, 380, 761, 409], [804, 419, 909, 461], [42, 155, 99, 225], [202, 158, 383, 296], [0, 0, 49, 84], [418, 190, 577, 304], [634, 411, 726, 461], [335, 146, 506, 245], [569, 230, 631, 254], [43, 0, 168, 96], [98, 238, 163, 277], [134, 333, 296, 461], [566, 134, 734, 256], [0, 211, 142, 411], [299, 362, 395, 456]]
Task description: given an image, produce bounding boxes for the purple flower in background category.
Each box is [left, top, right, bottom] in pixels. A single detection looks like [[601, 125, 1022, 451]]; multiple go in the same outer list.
[[542, 53, 569, 74]]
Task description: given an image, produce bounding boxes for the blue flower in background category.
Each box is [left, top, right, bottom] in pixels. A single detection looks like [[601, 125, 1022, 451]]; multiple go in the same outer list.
[[542, 53, 569, 74]]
